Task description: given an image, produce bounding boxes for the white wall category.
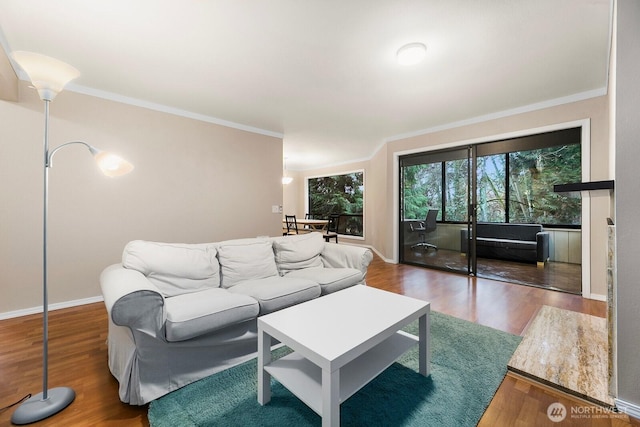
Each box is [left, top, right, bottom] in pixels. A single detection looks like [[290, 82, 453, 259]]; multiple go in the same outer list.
[[614, 0, 640, 413], [0, 81, 283, 315]]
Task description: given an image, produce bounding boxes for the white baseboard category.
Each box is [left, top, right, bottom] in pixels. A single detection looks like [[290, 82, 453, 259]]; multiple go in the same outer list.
[[588, 293, 607, 302], [340, 242, 396, 264], [615, 398, 640, 419], [368, 246, 395, 263], [0, 296, 104, 321], [354, 244, 394, 263]]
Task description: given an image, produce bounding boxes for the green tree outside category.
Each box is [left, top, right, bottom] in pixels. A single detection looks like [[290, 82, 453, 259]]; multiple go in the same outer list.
[[401, 144, 581, 226], [308, 172, 364, 236]]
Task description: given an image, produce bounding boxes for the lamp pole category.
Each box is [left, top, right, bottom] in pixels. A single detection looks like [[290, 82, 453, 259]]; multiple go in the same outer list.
[[42, 98, 53, 401], [10, 51, 134, 425], [11, 95, 77, 426]]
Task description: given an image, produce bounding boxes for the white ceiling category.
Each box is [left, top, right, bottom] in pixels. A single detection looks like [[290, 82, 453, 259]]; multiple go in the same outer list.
[[0, 0, 612, 170]]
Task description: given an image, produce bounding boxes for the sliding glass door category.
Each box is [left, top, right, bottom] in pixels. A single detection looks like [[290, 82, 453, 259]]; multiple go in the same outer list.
[[399, 146, 474, 275], [399, 127, 583, 294]]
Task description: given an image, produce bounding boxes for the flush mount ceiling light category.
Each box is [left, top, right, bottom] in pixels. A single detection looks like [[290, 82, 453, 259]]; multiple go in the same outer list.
[[396, 42, 427, 66]]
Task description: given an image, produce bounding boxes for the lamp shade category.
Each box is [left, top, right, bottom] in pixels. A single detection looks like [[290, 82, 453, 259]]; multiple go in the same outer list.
[[93, 151, 135, 177], [11, 51, 80, 101]]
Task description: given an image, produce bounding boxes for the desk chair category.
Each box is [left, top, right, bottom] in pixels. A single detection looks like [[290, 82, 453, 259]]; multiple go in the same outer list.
[[410, 209, 438, 251], [283, 215, 299, 236], [323, 214, 340, 243]]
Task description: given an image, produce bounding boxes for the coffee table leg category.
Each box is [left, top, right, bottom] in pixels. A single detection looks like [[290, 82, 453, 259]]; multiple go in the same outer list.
[[257, 329, 272, 405], [322, 368, 340, 427], [419, 310, 431, 376]]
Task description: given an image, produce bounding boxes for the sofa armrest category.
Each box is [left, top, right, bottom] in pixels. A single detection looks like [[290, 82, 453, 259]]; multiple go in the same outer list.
[[100, 264, 166, 338], [536, 231, 550, 262], [321, 243, 373, 277]]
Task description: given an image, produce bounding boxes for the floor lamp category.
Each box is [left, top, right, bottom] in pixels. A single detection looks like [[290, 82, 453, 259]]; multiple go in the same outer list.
[[10, 51, 134, 425]]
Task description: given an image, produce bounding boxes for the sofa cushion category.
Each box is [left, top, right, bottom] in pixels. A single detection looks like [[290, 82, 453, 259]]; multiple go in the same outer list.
[[217, 240, 279, 288], [122, 240, 219, 297], [164, 288, 259, 342], [285, 267, 363, 295], [228, 276, 320, 314], [272, 232, 324, 273]]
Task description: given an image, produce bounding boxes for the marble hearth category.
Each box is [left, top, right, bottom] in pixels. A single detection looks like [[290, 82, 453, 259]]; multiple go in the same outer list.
[[507, 305, 614, 407]]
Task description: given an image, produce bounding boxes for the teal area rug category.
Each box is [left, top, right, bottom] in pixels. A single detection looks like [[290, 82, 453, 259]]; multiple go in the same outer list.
[[148, 312, 522, 427]]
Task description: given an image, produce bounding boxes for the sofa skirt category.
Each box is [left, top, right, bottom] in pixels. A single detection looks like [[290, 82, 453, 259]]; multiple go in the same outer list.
[[108, 317, 262, 405]]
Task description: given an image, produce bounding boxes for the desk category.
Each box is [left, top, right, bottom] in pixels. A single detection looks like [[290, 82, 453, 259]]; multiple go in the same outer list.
[[283, 218, 328, 231]]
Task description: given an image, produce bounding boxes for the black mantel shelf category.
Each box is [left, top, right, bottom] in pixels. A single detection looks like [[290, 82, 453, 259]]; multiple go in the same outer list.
[[553, 180, 615, 193]]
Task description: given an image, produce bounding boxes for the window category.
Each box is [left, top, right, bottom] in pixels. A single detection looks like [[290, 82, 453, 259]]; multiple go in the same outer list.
[[476, 154, 506, 222], [508, 145, 581, 225], [308, 171, 364, 237], [402, 163, 442, 220], [401, 127, 581, 227], [444, 158, 469, 222]]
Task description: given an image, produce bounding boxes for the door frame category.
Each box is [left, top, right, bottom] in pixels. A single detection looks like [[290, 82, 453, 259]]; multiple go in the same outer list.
[[392, 118, 591, 297]]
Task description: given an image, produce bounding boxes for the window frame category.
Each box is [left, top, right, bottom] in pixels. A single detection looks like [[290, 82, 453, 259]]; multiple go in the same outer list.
[[305, 169, 365, 240], [400, 127, 582, 229]]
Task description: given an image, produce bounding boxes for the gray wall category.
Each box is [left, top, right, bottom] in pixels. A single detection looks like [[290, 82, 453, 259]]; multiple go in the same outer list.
[[615, 0, 640, 409]]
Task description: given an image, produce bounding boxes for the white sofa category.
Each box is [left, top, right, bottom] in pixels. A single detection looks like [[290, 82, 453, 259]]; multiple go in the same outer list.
[[100, 232, 373, 405]]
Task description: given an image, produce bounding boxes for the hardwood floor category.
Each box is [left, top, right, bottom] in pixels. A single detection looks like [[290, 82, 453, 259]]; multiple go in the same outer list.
[[0, 254, 637, 426], [0, 304, 148, 427], [402, 247, 583, 294]]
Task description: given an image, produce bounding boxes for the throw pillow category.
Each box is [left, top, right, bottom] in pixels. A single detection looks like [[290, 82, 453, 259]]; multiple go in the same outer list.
[[217, 240, 279, 288], [122, 240, 220, 297], [273, 232, 324, 274]]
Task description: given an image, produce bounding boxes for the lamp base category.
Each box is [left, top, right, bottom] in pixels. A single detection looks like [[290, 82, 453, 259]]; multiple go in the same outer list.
[[11, 387, 75, 425]]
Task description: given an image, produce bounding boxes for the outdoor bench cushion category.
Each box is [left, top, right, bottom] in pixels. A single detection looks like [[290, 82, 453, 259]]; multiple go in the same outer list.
[[164, 288, 259, 342], [477, 237, 537, 251]]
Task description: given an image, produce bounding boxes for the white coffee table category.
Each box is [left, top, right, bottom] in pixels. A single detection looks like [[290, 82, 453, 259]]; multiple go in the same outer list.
[[257, 285, 430, 427]]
